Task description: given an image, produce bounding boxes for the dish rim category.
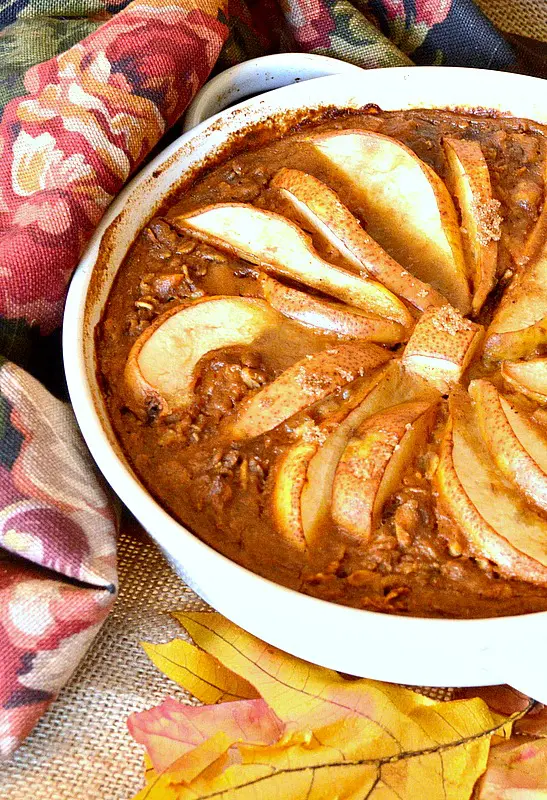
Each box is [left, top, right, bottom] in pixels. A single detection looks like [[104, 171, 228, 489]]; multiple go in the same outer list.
[[63, 66, 547, 694]]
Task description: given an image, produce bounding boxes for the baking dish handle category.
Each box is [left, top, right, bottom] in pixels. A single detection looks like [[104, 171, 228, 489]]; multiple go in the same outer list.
[[183, 53, 364, 132]]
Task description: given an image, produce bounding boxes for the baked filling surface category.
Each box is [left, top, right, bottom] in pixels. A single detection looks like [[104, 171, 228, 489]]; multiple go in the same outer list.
[[97, 108, 547, 618]]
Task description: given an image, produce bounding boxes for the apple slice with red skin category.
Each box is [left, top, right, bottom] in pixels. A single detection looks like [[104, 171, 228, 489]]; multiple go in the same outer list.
[[443, 137, 500, 314], [173, 204, 413, 328], [230, 341, 391, 441], [124, 296, 279, 419], [260, 275, 406, 343], [331, 400, 438, 542], [434, 388, 547, 585], [271, 360, 439, 548], [470, 379, 547, 514], [402, 305, 484, 393], [307, 130, 471, 313], [502, 358, 547, 405], [270, 167, 445, 313]]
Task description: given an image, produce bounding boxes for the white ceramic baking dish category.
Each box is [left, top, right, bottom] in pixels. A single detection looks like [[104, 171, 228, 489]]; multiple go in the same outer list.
[[63, 61, 547, 701]]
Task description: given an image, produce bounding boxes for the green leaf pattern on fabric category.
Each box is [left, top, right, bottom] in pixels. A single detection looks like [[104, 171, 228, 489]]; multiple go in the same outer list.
[[315, 0, 411, 66]]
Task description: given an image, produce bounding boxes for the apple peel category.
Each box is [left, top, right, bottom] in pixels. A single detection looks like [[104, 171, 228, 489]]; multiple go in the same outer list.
[[271, 438, 320, 551], [332, 400, 438, 541], [230, 342, 391, 440], [260, 274, 407, 343], [485, 316, 547, 364], [470, 379, 547, 514], [435, 388, 547, 585], [443, 137, 500, 314], [484, 236, 547, 362], [502, 358, 547, 405], [402, 305, 484, 393]]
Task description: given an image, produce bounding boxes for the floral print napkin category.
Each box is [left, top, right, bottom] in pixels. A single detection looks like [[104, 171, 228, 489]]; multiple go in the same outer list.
[[0, 360, 116, 757], [0, 0, 543, 758]]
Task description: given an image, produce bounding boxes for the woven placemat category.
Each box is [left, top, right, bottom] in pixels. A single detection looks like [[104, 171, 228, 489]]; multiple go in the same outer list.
[[0, 523, 453, 800], [476, 0, 547, 41]]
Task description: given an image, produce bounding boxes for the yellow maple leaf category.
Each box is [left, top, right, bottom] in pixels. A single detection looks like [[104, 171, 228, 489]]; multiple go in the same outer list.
[[167, 731, 234, 785], [129, 613, 532, 800], [142, 639, 258, 703], [175, 612, 500, 756]]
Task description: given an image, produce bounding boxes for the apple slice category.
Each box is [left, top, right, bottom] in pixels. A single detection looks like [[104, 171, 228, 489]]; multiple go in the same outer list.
[[502, 358, 547, 406], [470, 379, 547, 513], [174, 204, 413, 327], [270, 375, 380, 550], [260, 275, 406, 343], [124, 296, 279, 419], [308, 130, 471, 313], [300, 361, 439, 542], [435, 388, 547, 585], [271, 438, 320, 551], [271, 360, 439, 548], [443, 138, 500, 314], [230, 342, 391, 440], [331, 400, 438, 542], [518, 157, 547, 267], [533, 407, 547, 430], [270, 167, 445, 312], [272, 365, 390, 548], [483, 238, 547, 362], [484, 316, 547, 363], [401, 305, 484, 393]]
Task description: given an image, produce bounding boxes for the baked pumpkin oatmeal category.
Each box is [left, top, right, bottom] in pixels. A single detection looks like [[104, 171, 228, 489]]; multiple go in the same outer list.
[[96, 108, 547, 618]]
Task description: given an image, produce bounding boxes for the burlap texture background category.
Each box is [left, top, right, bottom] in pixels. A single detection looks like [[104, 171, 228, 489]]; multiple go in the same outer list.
[[477, 0, 547, 41], [1, 526, 209, 799]]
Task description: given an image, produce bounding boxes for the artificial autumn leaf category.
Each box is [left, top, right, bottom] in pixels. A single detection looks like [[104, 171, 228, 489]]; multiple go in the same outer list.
[[454, 684, 534, 741], [175, 613, 512, 753], [166, 731, 234, 784], [137, 753, 235, 800], [478, 738, 547, 798], [455, 685, 531, 718], [514, 703, 547, 737], [142, 639, 258, 703], [128, 612, 534, 800], [128, 696, 283, 772], [136, 754, 180, 800]]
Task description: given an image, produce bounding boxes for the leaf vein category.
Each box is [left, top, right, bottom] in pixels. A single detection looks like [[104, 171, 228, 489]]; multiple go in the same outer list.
[[190, 702, 533, 799], [180, 615, 404, 748], [145, 647, 249, 700]]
